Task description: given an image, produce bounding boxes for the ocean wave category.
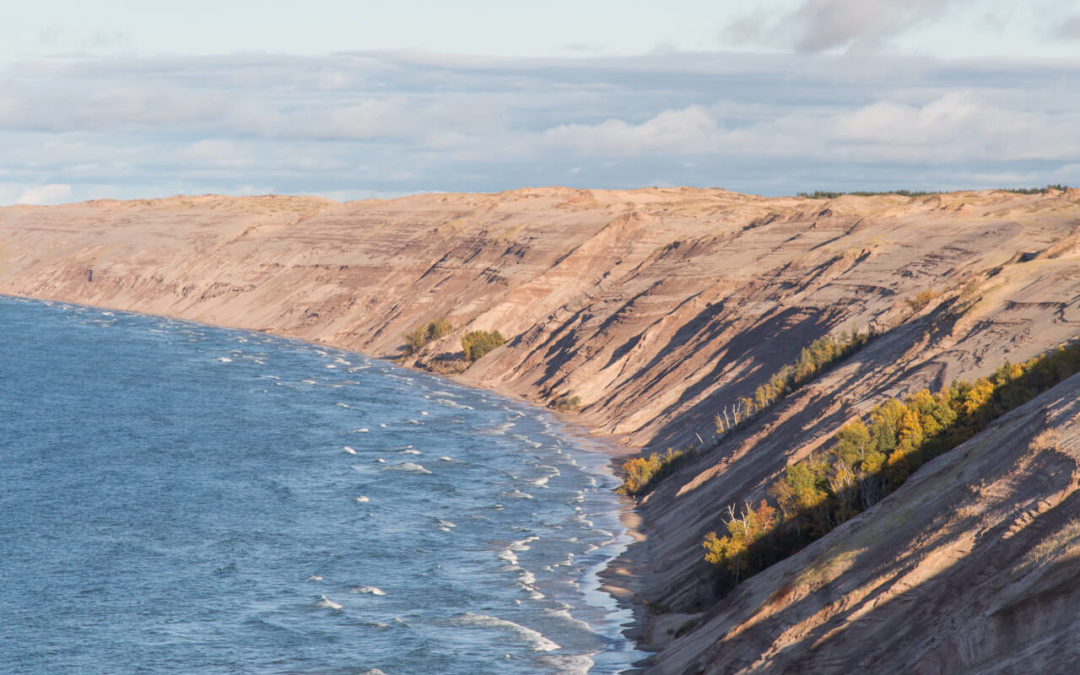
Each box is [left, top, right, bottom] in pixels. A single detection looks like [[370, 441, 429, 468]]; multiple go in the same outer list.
[[314, 594, 342, 611], [509, 535, 539, 552], [543, 607, 595, 633], [384, 462, 431, 475], [453, 613, 560, 652], [343, 446, 357, 454], [512, 433, 543, 449], [501, 489, 534, 500], [434, 398, 474, 410], [538, 653, 594, 675], [529, 466, 561, 487], [354, 496, 369, 503], [351, 585, 386, 596], [353, 428, 369, 433]]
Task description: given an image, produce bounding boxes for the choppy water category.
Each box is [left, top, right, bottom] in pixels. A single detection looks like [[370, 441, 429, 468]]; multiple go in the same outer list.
[[0, 297, 643, 674]]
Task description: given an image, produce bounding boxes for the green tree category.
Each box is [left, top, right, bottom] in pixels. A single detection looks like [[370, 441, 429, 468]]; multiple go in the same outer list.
[[462, 330, 506, 362], [402, 318, 453, 356]]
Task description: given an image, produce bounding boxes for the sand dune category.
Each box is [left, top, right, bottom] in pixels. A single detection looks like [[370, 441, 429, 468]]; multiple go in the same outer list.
[[4, 186, 1080, 671]]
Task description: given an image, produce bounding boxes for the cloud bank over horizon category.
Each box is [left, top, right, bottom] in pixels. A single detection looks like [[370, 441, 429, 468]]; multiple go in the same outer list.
[[2, 2, 1079, 204]]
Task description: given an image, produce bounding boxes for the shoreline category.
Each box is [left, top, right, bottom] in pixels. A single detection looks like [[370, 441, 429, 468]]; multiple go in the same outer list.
[[8, 189, 1076, 670], [1, 292, 653, 665]]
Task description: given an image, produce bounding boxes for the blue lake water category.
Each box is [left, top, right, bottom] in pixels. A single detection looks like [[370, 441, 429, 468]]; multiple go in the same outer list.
[[0, 297, 643, 674]]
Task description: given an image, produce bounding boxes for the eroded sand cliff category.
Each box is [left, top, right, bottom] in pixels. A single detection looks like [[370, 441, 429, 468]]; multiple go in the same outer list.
[[3, 186, 1080, 672]]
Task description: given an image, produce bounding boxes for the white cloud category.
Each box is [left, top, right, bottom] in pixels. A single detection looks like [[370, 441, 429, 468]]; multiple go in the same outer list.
[[0, 50, 1078, 200], [725, 0, 964, 53], [17, 183, 72, 205], [543, 106, 721, 156]]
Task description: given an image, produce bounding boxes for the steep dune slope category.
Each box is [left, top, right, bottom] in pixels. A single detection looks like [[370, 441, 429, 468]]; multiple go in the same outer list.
[[3, 186, 1080, 671], [652, 376, 1080, 674]]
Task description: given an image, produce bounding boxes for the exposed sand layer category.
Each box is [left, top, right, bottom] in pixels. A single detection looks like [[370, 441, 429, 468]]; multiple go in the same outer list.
[[4, 186, 1080, 671]]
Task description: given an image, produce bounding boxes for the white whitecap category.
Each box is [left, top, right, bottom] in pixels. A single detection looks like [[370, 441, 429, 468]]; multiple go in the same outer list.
[[453, 613, 560, 652], [351, 585, 386, 596], [343, 446, 357, 454], [434, 398, 473, 410], [314, 594, 342, 611], [354, 496, 369, 503], [543, 607, 595, 633], [512, 433, 543, 448], [306, 575, 323, 581], [539, 654, 594, 675], [218, 357, 232, 363], [510, 536, 539, 551], [385, 462, 431, 475], [353, 428, 369, 433]]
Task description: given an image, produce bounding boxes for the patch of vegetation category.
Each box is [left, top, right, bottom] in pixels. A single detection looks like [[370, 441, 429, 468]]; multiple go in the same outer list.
[[906, 288, 936, 313], [673, 617, 701, 638], [462, 329, 505, 362], [552, 394, 582, 412], [703, 340, 1080, 591], [402, 318, 453, 356], [618, 446, 693, 496], [796, 190, 936, 199], [796, 185, 1068, 199], [715, 329, 872, 436], [1000, 184, 1069, 194]]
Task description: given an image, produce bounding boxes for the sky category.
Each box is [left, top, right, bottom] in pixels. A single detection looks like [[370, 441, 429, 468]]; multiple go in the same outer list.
[[2, 0, 1079, 204]]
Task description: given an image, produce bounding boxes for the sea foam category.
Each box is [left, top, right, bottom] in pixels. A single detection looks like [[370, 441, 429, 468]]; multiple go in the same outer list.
[[454, 613, 560, 652]]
